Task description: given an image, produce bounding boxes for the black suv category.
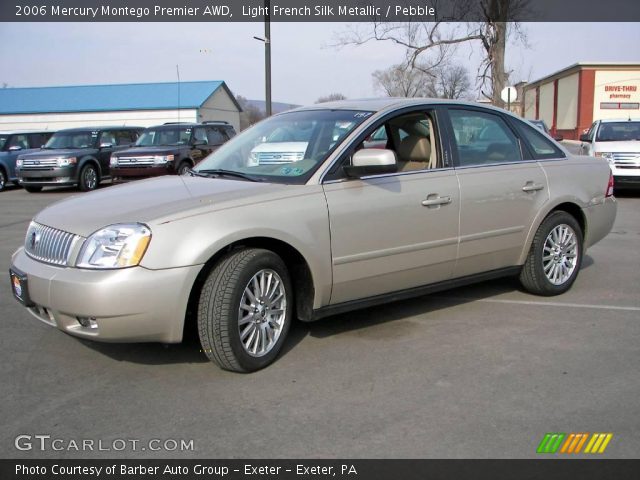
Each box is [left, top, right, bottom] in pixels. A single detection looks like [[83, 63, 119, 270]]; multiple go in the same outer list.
[[16, 126, 143, 192], [0, 130, 55, 192], [110, 121, 236, 181]]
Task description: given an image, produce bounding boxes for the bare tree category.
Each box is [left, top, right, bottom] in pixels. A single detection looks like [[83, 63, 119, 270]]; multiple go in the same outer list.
[[315, 93, 347, 103], [236, 95, 266, 131], [373, 62, 471, 99], [335, 0, 529, 107]]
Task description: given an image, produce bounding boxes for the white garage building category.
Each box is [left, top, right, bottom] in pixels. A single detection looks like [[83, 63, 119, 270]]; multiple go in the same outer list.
[[0, 80, 242, 132]]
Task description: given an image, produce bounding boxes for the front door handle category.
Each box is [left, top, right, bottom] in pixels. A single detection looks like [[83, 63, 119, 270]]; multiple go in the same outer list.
[[522, 182, 544, 192], [421, 195, 452, 207]]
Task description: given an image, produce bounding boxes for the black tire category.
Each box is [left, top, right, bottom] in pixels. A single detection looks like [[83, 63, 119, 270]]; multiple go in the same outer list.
[[78, 164, 99, 191], [197, 248, 293, 372], [24, 186, 43, 193], [0, 169, 6, 192], [177, 161, 191, 175], [519, 211, 583, 296]]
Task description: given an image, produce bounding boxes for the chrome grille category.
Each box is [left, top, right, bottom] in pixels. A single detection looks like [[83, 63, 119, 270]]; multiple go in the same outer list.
[[613, 152, 640, 169], [256, 152, 304, 165], [24, 222, 79, 266], [21, 158, 58, 169], [115, 156, 156, 167]]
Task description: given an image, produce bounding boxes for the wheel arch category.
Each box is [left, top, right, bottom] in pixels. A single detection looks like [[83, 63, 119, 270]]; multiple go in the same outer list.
[[518, 200, 587, 265], [183, 236, 315, 341], [77, 156, 101, 179]]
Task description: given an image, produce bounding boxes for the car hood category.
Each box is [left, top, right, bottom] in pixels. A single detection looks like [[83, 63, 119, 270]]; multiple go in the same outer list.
[[34, 175, 301, 237], [594, 141, 640, 153], [113, 145, 182, 156], [19, 148, 95, 159]]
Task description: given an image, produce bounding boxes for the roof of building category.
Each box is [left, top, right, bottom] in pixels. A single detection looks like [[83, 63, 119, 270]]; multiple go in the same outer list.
[[0, 81, 241, 115], [526, 62, 640, 88]]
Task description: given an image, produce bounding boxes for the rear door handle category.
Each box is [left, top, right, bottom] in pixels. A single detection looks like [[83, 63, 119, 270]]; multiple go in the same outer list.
[[421, 195, 452, 207], [522, 182, 544, 192]]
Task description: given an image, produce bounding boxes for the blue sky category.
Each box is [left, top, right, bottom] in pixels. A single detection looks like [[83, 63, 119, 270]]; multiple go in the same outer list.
[[0, 22, 638, 105]]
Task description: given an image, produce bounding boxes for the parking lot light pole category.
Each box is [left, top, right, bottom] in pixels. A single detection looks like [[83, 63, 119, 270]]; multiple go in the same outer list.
[[253, 0, 272, 117]]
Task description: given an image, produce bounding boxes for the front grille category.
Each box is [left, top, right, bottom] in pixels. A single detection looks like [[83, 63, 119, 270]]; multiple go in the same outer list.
[[256, 152, 304, 165], [613, 152, 640, 169], [115, 156, 156, 167], [25, 222, 80, 266], [21, 158, 58, 169]]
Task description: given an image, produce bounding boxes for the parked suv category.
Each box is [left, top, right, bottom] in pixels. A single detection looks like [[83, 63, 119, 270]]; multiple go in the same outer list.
[[580, 118, 640, 188], [0, 130, 55, 191], [16, 126, 143, 192], [110, 121, 236, 181]]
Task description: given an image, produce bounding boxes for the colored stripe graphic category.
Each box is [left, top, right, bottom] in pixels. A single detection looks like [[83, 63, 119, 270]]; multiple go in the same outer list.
[[537, 433, 566, 453], [538, 433, 613, 454]]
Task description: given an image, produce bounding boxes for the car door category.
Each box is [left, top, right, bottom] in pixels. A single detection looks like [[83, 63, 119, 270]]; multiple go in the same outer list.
[[444, 107, 549, 278], [322, 109, 460, 305]]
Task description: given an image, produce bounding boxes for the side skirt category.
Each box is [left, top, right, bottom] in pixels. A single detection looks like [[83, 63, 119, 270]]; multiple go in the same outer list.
[[308, 266, 522, 322]]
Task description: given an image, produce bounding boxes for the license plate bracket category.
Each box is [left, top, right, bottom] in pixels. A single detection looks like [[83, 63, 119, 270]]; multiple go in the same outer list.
[[9, 268, 35, 307]]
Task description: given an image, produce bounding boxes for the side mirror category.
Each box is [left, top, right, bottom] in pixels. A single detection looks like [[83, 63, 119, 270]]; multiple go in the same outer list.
[[554, 134, 564, 142], [8, 145, 22, 151], [579, 134, 591, 143], [343, 149, 397, 178]]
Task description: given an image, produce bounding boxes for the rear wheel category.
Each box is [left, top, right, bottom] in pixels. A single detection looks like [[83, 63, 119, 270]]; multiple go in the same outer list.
[[78, 164, 99, 191], [0, 169, 6, 191], [197, 248, 292, 372], [520, 211, 583, 296], [24, 186, 43, 193]]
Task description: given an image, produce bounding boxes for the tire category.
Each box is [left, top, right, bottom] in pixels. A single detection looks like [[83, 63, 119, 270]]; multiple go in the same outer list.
[[177, 161, 191, 175], [0, 169, 6, 192], [24, 186, 43, 193], [78, 164, 99, 191], [519, 211, 583, 296], [197, 248, 293, 372]]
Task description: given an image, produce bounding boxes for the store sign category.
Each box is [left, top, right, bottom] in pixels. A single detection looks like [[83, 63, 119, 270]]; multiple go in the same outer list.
[[603, 84, 638, 100]]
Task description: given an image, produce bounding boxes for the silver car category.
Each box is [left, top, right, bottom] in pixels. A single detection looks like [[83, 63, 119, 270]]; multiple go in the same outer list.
[[10, 99, 617, 372]]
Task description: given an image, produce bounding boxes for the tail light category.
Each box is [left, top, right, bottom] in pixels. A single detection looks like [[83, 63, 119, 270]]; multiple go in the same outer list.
[[606, 170, 614, 198]]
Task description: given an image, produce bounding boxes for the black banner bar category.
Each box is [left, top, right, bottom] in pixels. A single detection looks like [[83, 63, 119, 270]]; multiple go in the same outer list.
[[2, 0, 640, 22], [2, 459, 640, 480]]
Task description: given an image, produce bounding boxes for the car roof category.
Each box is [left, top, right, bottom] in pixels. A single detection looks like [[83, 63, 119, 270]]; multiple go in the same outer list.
[[0, 130, 56, 135], [598, 118, 640, 123], [53, 126, 144, 133], [287, 97, 530, 121]]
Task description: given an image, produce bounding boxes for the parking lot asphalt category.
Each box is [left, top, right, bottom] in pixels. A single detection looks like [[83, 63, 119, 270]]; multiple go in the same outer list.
[[1, 183, 639, 459]]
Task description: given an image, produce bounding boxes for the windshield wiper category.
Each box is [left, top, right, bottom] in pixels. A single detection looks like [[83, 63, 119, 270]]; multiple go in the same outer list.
[[191, 169, 262, 182]]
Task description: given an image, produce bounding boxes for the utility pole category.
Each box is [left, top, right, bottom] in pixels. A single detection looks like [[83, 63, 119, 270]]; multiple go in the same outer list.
[[264, 0, 272, 117]]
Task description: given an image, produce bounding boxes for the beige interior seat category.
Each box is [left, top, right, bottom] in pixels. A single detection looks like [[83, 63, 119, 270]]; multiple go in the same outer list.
[[397, 135, 431, 172]]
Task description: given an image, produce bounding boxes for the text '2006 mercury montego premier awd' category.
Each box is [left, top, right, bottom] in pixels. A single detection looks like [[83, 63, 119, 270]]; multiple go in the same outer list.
[[9, 99, 617, 372]]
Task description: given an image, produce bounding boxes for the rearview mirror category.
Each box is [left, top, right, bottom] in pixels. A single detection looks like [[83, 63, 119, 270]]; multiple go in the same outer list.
[[579, 134, 591, 142], [343, 149, 397, 178]]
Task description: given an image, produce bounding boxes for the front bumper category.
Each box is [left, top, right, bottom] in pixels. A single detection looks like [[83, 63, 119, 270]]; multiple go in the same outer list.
[[10, 248, 202, 343], [17, 166, 77, 186], [112, 165, 175, 180]]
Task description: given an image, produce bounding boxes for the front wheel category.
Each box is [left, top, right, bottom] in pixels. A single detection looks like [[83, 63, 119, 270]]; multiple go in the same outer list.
[[78, 164, 99, 191], [197, 248, 293, 372], [177, 161, 191, 175], [520, 211, 583, 296], [0, 169, 6, 191]]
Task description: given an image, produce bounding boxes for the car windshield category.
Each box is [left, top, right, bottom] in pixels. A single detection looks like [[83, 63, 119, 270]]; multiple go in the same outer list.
[[136, 127, 192, 146], [193, 109, 373, 184], [596, 122, 640, 142], [44, 131, 98, 149], [0, 135, 7, 150]]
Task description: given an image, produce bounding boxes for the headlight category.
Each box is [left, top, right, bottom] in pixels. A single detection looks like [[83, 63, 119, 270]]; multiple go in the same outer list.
[[110, 154, 119, 167], [153, 154, 174, 165], [77, 223, 151, 269], [595, 152, 614, 164], [16, 159, 23, 167], [57, 157, 77, 167]]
